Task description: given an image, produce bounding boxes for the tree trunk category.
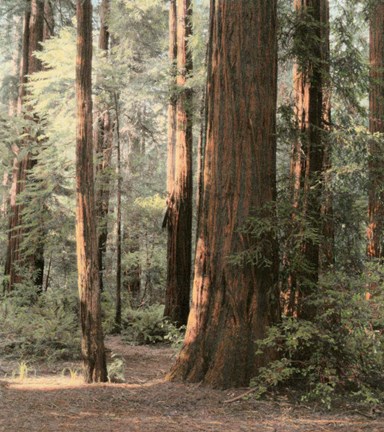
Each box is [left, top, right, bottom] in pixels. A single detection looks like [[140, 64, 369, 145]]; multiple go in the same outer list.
[[94, 0, 113, 293], [75, 0, 107, 383], [166, 0, 177, 198], [367, 2, 384, 259], [123, 115, 143, 303], [288, 0, 324, 320], [168, 0, 279, 388], [164, 0, 193, 327], [115, 92, 122, 332], [4, 5, 30, 291], [4, 0, 45, 292], [320, 0, 334, 270], [8, 15, 22, 117], [44, 0, 54, 40]]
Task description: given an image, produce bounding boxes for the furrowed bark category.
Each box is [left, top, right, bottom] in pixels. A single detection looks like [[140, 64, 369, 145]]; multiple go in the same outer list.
[[76, 0, 107, 383], [168, 0, 279, 388]]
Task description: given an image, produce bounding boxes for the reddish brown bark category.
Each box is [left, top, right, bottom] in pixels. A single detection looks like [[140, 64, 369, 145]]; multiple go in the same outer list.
[[168, 0, 279, 388], [164, 0, 193, 327], [287, 0, 324, 319], [367, 3, 384, 259], [4, 0, 45, 292], [76, 0, 107, 383], [94, 0, 113, 292]]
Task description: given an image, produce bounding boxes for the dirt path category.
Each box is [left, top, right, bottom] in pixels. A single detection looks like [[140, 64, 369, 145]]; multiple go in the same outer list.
[[0, 336, 383, 432]]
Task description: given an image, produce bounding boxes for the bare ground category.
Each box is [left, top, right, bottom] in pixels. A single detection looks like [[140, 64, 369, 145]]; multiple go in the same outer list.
[[0, 336, 383, 432]]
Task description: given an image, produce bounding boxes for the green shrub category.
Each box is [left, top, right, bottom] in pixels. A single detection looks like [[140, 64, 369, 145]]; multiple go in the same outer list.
[[252, 270, 384, 408], [121, 304, 184, 345], [0, 288, 81, 362]]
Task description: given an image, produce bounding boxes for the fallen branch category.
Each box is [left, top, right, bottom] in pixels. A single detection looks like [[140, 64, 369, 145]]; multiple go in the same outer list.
[[224, 387, 257, 404]]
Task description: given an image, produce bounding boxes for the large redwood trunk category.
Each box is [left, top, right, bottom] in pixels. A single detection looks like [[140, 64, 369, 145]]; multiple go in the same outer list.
[[94, 0, 113, 292], [76, 0, 107, 383], [168, 0, 279, 388], [164, 0, 193, 326], [367, 3, 384, 259], [288, 0, 324, 319]]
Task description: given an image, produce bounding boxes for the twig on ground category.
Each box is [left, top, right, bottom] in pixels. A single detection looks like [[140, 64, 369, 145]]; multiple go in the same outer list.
[[224, 387, 257, 404]]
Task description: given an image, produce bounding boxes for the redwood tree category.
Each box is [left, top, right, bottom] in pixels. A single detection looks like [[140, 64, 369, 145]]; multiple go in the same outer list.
[[5, 0, 45, 292], [320, 0, 334, 269], [288, 0, 324, 319], [76, 0, 107, 383], [168, 0, 279, 388], [367, 1, 384, 259], [94, 0, 113, 292], [164, 0, 193, 326]]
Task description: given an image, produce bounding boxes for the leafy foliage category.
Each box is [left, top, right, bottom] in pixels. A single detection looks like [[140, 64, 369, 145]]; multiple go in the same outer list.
[[0, 289, 81, 362], [121, 304, 184, 345], [252, 269, 384, 408]]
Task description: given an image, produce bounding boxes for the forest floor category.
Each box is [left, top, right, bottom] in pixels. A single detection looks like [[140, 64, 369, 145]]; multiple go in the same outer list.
[[0, 336, 383, 432]]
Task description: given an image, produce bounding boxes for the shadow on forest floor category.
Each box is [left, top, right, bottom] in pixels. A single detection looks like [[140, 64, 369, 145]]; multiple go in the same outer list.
[[0, 336, 383, 432]]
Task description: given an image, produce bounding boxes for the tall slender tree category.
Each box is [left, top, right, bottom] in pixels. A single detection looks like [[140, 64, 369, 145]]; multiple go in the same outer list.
[[320, 0, 334, 269], [164, 0, 193, 326], [4, 0, 45, 292], [76, 0, 107, 383], [288, 0, 324, 319], [166, 0, 177, 200], [367, 1, 384, 259], [114, 92, 122, 332], [94, 0, 113, 292], [168, 0, 279, 388]]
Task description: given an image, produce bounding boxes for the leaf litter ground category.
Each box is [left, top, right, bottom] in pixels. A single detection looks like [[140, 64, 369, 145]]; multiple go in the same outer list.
[[0, 336, 383, 432]]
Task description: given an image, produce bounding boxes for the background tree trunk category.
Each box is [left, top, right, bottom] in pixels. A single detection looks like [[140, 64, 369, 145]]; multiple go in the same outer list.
[[115, 93, 122, 332], [288, 0, 324, 320], [320, 0, 334, 270], [94, 0, 113, 293], [168, 0, 279, 388], [166, 0, 177, 199], [367, 2, 384, 259], [76, 0, 107, 383], [164, 0, 193, 326], [5, 0, 45, 292]]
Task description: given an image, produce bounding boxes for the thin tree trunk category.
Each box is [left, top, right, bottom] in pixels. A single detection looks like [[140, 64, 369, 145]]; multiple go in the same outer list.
[[123, 114, 143, 303], [114, 92, 122, 332], [8, 15, 22, 117], [320, 0, 334, 270], [168, 0, 279, 388], [44, 253, 52, 292], [288, 0, 324, 320], [75, 0, 107, 383], [367, 2, 384, 260], [166, 0, 177, 198], [4, 5, 30, 291], [1, 17, 22, 220], [5, 0, 45, 292], [164, 0, 193, 327], [44, 0, 54, 39], [94, 0, 113, 293]]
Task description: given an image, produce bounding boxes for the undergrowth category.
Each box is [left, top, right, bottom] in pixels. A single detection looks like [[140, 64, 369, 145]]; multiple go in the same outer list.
[[0, 288, 81, 362], [252, 269, 384, 409], [120, 304, 185, 346]]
